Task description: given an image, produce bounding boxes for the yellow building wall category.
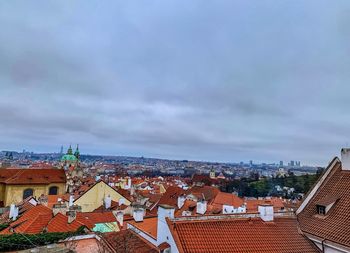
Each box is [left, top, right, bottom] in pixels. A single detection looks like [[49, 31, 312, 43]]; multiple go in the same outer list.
[[3, 183, 66, 206], [0, 183, 6, 206], [74, 181, 131, 212]]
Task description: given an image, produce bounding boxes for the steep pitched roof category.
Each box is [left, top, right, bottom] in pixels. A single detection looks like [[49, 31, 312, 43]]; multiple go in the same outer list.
[[46, 213, 85, 233], [0, 168, 66, 185], [1, 205, 52, 234], [168, 217, 319, 253], [158, 186, 186, 207], [186, 186, 220, 202], [298, 159, 350, 248]]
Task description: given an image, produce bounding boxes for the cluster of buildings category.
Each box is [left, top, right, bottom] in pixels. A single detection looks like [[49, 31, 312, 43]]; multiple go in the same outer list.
[[0, 147, 349, 252]]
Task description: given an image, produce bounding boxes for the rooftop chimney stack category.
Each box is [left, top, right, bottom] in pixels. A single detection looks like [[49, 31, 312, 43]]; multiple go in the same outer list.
[[196, 200, 207, 215], [133, 208, 144, 222], [113, 211, 124, 227], [341, 148, 350, 170], [258, 204, 274, 222], [157, 204, 175, 245], [104, 195, 112, 209], [177, 195, 186, 209], [67, 210, 77, 224], [9, 204, 18, 221], [119, 198, 125, 206], [69, 195, 74, 207]]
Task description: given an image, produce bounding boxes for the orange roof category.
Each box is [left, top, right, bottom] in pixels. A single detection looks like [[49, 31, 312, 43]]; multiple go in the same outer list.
[[128, 217, 158, 239], [47, 213, 85, 233], [186, 186, 220, 202], [0, 168, 66, 185], [298, 159, 350, 248], [246, 198, 285, 212], [158, 186, 186, 207], [1, 205, 52, 234], [168, 217, 319, 253], [76, 212, 117, 229], [47, 194, 69, 208], [212, 192, 244, 208]]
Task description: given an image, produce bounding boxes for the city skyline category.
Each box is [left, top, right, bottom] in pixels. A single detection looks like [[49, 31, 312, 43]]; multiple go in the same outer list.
[[1, 1, 350, 165]]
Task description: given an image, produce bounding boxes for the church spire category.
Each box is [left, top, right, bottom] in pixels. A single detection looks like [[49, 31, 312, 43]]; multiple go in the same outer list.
[[67, 145, 73, 155], [74, 144, 80, 159]]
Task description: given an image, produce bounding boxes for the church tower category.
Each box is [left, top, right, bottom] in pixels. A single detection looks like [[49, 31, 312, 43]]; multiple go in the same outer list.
[[61, 144, 83, 194], [209, 167, 216, 179]]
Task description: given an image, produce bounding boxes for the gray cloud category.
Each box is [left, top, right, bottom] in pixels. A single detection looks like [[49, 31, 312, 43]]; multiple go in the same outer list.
[[1, 0, 350, 165]]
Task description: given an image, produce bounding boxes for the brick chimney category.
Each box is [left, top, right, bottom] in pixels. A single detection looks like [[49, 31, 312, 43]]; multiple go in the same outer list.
[[258, 204, 274, 222], [53, 203, 68, 216], [341, 148, 350, 170]]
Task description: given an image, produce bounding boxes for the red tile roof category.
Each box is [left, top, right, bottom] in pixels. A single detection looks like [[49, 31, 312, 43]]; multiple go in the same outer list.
[[186, 186, 220, 202], [158, 186, 186, 207], [212, 192, 244, 208], [1, 205, 52, 234], [246, 197, 285, 212], [298, 159, 350, 248], [168, 217, 319, 253], [76, 212, 117, 229], [127, 217, 158, 239], [0, 168, 66, 185], [46, 213, 85, 233], [102, 230, 158, 253]]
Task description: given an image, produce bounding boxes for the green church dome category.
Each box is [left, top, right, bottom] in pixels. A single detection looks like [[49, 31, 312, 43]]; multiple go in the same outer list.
[[61, 154, 78, 162]]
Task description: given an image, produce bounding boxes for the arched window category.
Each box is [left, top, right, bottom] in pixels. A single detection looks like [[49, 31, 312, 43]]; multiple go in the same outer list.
[[23, 188, 33, 200], [49, 186, 58, 195]]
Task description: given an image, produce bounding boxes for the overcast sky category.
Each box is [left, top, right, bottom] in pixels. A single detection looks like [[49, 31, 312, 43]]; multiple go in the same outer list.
[[1, 1, 350, 165]]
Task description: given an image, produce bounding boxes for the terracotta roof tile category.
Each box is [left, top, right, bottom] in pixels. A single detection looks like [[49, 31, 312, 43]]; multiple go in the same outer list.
[[46, 213, 84, 233], [168, 217, 319, 253], [298, 160, 350, 247], [127, 217, 158, 239], [0, 168, 66, 185]]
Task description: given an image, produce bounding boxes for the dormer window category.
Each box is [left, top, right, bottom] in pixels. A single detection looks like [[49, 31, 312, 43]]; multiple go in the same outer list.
[[317, 205, 326, 215], [315, 195, 339, 216]]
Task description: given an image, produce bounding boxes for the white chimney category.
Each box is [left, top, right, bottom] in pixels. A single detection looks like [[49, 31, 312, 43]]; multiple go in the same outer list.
[[113, 211, 124, 227], [9, 204, 18, 221], [196, 200, 207, 215], [341, 148, 350, 170], [104, 195, 112, 209], [69, 195, 74, 207], [128, 177, 132, 189], [118, 198, 125, 206], [133, 208, 144, 222], [258, 204, 274, 222], [177, 195, 186, 209], [157, 205, 175, 244]]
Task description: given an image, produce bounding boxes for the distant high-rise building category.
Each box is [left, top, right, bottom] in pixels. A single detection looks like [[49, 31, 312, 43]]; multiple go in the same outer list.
[[60, 145, 63, 154], [279, 161, 284, 167], [290, 160, 295, 167], [249, 160, 253, 167]]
